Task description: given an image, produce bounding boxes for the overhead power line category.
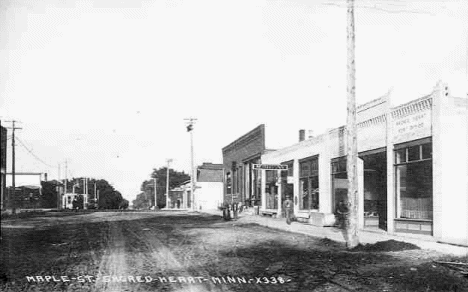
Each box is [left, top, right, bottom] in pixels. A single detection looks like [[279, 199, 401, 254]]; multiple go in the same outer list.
[[15, 136, 54, 168], [321, 1, 437, 16]]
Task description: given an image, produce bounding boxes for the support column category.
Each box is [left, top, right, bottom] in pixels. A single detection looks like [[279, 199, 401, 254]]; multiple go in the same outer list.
[[293, 159, 300, 215], [277, 169, 282, 218], [260, 169, 266, 212], [358, 158, 364, 229], [386, 95, 395, 234], [431, 81, 444, 241], [319, 133, 332, 213]]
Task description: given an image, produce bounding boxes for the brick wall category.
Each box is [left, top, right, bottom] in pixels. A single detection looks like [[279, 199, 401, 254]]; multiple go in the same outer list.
[[222, 125, 265, 204]]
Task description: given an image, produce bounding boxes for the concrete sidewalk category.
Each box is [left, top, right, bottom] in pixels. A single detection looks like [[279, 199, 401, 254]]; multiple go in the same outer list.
[[201, 209, 468, 256]]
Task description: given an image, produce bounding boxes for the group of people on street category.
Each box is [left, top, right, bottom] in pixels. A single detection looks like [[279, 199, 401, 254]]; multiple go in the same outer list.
[[221, 195, 350, 229], [222, 202, 241, 221]]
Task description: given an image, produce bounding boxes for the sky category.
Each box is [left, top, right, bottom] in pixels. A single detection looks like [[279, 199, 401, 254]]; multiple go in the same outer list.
[[1, 0, 467, 203]]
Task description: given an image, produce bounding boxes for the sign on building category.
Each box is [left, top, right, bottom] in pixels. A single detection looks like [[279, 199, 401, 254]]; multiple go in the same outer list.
[[252, 164, 288, 170]]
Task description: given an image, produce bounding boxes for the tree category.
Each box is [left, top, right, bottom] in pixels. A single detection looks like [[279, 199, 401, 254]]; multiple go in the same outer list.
[[119, 199, 129, 210], [345, 0, 359, 248], [63, 178, 125, 210], [136, 167, 191, 209], [40, 180, 60, 208], [132, 192, 150, 210]]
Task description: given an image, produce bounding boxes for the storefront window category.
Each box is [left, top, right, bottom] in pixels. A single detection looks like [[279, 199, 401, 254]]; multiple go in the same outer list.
[[281, 162, 294, 212], [265, 170, 278, 209], [395, 141, 433, 220], [299, 156, 319, 210], [331, 157, 347, 211], [238, 166, 243, 202], [226, 172, 232, 195], [250, 158, 262, 206]]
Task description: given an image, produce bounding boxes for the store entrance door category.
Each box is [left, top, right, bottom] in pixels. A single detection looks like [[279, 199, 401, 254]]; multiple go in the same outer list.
[[360, 150, 387, 231]]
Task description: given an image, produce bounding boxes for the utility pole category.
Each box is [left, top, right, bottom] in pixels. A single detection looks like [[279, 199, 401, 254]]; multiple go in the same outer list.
[[184, 118, 197, 211], [57, 163, 61, 210], [6, 120, 22, 214], [64, 160, 68, 194], [153, 177, 157, 210], [94, 182, 97, 207], [83, 178, 87, 209], [346, 0, 359, 248], [166, 159, 172, 209], [86, 177, 88, 208]]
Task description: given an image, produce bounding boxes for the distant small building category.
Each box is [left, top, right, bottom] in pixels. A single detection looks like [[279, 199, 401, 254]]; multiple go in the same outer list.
[[169, 181, 191, 209], [195, 163, 223, 210], [62, 193, 83, 210]]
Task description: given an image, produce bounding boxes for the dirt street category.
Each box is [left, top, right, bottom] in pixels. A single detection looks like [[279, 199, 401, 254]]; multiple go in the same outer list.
[[1, 211, 467, 291]]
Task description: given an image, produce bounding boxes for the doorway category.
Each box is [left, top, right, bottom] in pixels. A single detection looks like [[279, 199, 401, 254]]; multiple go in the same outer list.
[[360, 150, 387, 231]]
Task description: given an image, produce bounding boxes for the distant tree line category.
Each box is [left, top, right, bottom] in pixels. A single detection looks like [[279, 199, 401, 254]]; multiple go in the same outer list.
[[7, 178, 128, 210]]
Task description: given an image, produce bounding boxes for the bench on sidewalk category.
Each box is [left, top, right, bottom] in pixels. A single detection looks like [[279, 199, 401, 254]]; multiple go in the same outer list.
[[295, 212, 336, 227], [261, 210, 277, 217]]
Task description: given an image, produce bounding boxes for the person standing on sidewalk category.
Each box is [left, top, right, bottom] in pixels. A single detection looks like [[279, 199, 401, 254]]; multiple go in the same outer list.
[[283, 195, 294, 225], [335, 200, 350, 229], [232, 202, 239, 219], [222, 203, 231, 221]]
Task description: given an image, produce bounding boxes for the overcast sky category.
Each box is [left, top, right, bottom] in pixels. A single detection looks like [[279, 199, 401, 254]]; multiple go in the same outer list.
[[1, 0, 467, 202]]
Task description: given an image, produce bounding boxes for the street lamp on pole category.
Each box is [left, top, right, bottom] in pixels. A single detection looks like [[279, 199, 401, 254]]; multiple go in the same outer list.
[[184, 118, 197, 211], [166, 159, 172, 209]]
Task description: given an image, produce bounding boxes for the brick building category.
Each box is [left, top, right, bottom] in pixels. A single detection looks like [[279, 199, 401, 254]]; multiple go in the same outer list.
[[222, 124, 275, 207]]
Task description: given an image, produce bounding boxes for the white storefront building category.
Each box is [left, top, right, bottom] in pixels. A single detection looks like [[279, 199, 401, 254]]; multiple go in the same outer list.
[[259, 82, 468, 246]]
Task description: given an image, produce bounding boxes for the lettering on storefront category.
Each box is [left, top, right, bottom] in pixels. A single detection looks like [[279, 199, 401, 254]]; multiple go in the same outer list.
[[393, 112, 431, 143], [252, 164, 288, 170]]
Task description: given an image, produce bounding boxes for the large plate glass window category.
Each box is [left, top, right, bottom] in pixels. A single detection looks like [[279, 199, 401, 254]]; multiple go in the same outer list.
[[281, 161, 294, 214], [299, 156, 319, 211], [331, 157, 347, 211], [265, 170, 278, 209], [394, 139, 432, 220]]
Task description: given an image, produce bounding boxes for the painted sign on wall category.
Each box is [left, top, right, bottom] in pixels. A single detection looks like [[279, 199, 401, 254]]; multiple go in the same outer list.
[[393, 111, 431, 144]]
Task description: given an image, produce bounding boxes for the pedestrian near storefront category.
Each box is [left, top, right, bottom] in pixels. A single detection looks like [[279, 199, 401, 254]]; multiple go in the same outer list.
[[222, 203, 231, 221], [335, 200, 350, 229], [283, 195, 294, 225], [232, 202, 239, 219], [72, 197, 78, 212]]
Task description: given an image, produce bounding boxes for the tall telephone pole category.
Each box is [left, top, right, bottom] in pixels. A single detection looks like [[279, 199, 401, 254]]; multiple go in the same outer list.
[[57, 163, 61, 210], [166, 159, 172, 209], [94, 182, 97, 207], [83, 177, 88, 209], [6, 120, 22, 214], [184, 118, 197, 211], [64, 160, 68, 194], [346, 0, 359, 248], [153, 177, 157, 210]]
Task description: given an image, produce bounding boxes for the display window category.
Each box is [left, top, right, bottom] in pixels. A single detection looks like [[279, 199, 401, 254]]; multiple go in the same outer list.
[[394, 139, 433, 220], [281, 161, 294, 212], [265, 170, 278, 209], [299, 156, 319, 210], [331, 157, 347, 212]]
